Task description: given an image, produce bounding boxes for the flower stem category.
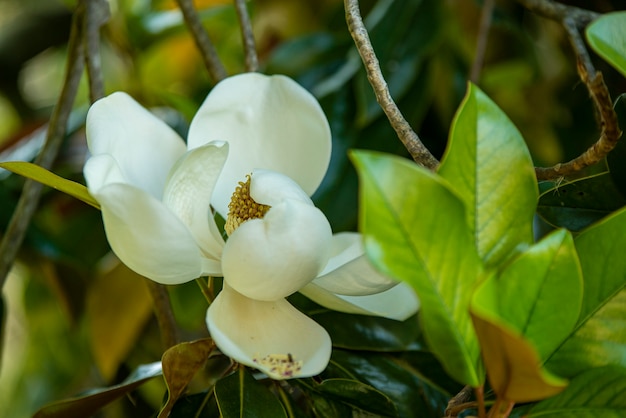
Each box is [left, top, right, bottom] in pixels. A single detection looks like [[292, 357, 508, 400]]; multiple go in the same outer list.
[[196, 276, 215, 304]]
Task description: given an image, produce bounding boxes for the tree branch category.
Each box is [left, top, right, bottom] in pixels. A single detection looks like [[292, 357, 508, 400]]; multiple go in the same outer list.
[[515, 0, 599, 27], [175, 0, 227, 84], [83, 0, 109, 103], [344, 0, 439, 170], [0, 3, 86, 289], [470, 0, 495, 83], [234, 0, 258, 72], [144, 280, 180, 349]]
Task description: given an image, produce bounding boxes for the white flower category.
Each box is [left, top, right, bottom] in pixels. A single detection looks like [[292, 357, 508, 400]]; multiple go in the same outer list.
[[84, 73, 419, 379]]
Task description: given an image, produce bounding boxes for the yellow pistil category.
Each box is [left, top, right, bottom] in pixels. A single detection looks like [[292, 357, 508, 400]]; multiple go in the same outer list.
[[224, 174, 271, 236], [253, 353, 303, 378]]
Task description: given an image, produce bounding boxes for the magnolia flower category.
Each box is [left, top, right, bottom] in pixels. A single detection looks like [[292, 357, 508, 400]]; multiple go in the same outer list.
[[84, 73, 419, 379]]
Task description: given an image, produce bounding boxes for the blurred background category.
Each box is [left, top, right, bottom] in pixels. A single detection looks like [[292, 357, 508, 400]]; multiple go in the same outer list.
[[1, 0, 625, 416]]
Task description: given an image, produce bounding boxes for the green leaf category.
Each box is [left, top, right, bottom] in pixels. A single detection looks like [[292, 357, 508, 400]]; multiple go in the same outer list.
[[214, 367, 287, 418], [159, 338, 215, 418], [469, 310, 568, 403], [169, 391, 218, 418], [547, 207, 626, 377], [473, 229, 583, 360], [586, 12, 626, 78], [0, 161, 99, 209], [438, 83, 537, 267], [32, 362, 163, 418], [537, 173, 626, 232], [607, 94, 626, 197], [527, 366, 626, 417], [314, 378, 398, 417], [351, 150, 485, 387]]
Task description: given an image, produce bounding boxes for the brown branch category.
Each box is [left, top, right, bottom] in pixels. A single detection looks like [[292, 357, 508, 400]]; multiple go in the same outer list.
[[344, 0, 439, 170], [445, 385, 473, 417], [175, 0, 227, 84], [234, 0, 258, 72], [145, 280, 180, 350], [0, 3, 86, 289], [84, 0, 109, 103], [515, 0, 600, 27], [534, 17, 621, 180], [470, 0, 495, 83]]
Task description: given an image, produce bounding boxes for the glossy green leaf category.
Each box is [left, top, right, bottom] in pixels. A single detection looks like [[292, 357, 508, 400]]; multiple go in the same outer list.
[[0, 161, 99, 209], [438, 83, 537, 267], [159, 338, 215, 418], [169, 391, 218, 418], [547, 207, 626, 376], [586, 12, 626, 77], [351, 150, 485, 387], [32, 362, 163, 418], [527, 366, 626, 417], [537, 173, 626, 232], [473, 229, 583, 360], [314, 378, 398, 417], [214, 367, 287, 418], [470, 311, 567, 403], [607, 94, 626, 197]]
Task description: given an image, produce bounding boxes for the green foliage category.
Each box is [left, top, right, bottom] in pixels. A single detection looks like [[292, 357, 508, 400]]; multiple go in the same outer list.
[[586, 11, 626, 77]]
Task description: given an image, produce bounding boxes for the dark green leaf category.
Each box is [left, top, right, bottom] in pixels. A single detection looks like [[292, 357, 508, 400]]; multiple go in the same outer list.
[[32, 362, 163, 418], [607, 94, 626, 197], [214, 368, 287, 418], [169, 391, 218, 418], [527, 366, 626, 417], [315, 378, 398, 417]]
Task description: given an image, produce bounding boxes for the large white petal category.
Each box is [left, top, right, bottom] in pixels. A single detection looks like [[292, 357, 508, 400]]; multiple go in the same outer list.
[[163, 142, 227, 260], [187, 73, 331, 216], [222, 199, 332, 301], [206, 285, 331, 379], [299, 281, 420, 321], [86, 92, 187, 199], [84, 154, 127, 194], [94, 183, 221, 284], [315, 233, 397, 296]]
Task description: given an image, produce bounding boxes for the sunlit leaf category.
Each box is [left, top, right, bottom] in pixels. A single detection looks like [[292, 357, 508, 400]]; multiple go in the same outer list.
[[314, 378, 398, 417], [438, 83, 537, 268], [159, 338, 215, 418], [87, 262, 154, 381], [0, 161, 99, 209], [214, 367, 287, 418], [473, 229, 583, 360], [470, 311, 567, 403], [527, 366, 626, 417], [537, 173, 626, 232], [351, 150, 485, 387], [32, 362, 163, 418], [547, 207, 626, 376], [586, 11, 626, 77]]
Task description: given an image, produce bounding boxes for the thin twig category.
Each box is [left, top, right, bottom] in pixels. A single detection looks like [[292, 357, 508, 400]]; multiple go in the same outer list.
[[0, 3, 86, 289], [234, 0, 258, 72], [515, 0, 600, 27], [145, 280, 180, 349], [445, 385, 473, 417], [534, 17, 621, 180], [175, 0, 227, 83], [470, 0, 495, 83], [84, 0, 109, 103], [344, 0, 439, 170]]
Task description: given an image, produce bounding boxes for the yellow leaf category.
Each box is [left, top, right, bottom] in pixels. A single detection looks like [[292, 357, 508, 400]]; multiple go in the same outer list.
[[87, 261, 154, 381], [470, 309, 567, 403]]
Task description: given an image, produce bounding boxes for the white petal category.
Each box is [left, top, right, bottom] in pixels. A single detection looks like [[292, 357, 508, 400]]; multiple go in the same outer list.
[[163, 142, 227, 260], [94, 183, 220, 284], [250, 169, 312, 206], [222, 200, 332, 301], [86, 92, 187, 199], [206, 285, 331, 379], [187, 73, 331, 216], [314, 233, 397, 296], [84, 154, 127, 194], [300, 281, 420, 321]]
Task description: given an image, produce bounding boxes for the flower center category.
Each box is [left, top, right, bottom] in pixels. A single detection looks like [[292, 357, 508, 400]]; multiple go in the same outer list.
[[254, 353, 303, 378], [224, 174, 271, 236]]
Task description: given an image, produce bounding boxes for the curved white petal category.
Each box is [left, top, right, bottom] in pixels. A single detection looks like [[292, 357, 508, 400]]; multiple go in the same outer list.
[[300, 281, 420, 321], [94, 183, 219, 284], [206, 285, 331, 379], [163, 142, 227, 260], [86, 92, 187, 199], [187, 73, 331, 216], [84, 154, 127, 194], [222, 199, 332, 301], [250, 169, 312, 206], [315, 233, 397, 296]]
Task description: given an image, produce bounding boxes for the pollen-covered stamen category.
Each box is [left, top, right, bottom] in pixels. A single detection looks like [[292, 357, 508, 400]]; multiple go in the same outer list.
[[224, 174, 271, 236], [253, 353, 303, 378]]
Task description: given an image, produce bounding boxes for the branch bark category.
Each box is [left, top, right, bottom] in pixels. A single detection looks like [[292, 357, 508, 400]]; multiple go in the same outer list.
[[234, 0, 258, 72], [344, 0, 439, 170]]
